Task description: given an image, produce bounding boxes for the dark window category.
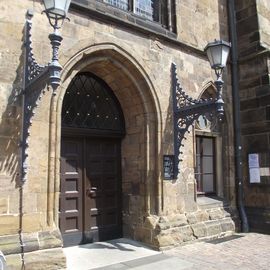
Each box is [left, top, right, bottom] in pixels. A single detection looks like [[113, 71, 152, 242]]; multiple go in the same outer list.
[[195, 136, 216, 194], [62, 73, 125, 134]]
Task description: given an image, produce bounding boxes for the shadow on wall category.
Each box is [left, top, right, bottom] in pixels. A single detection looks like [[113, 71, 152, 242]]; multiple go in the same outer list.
[[162, 63, 177, 182], [0, 23, 29, 270], [0, 29, 24, 187], [0, 1, 44, 186]]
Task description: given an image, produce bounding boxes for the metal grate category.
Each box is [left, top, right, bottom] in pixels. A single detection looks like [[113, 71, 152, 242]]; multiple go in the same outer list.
[[62, 73, 125, 133]]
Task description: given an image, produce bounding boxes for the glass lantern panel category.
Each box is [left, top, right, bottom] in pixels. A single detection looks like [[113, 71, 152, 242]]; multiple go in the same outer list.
[[43, 0, 71, 16], [206, 45, 222, 68], [43, 0, 54, 10], [221, 45, 230, 67]]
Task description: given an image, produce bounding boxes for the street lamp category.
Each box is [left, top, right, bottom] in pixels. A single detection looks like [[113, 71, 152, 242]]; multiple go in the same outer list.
[[24, 0, 71, 91], [22, 0, 71, 182], [172, 40, 231, 178], [205, 40, 231, 72], [42, 0, 71, 28]]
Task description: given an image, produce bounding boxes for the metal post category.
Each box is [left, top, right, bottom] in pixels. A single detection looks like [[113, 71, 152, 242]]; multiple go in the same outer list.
[[48, 29, 63, 93], [214, 70, 225, 121]]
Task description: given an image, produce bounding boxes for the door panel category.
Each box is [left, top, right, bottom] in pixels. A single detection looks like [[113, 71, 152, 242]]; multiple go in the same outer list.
[[59, 138, 83, 246], [84, 139, 122, 242], [60, 136, 122, 246]]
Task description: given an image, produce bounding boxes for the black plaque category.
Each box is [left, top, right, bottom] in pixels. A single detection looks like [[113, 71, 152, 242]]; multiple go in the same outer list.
[[163, 155, 175, 180]]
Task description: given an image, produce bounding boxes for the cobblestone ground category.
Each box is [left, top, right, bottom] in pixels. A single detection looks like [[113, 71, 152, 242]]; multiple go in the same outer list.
[[164, 233, 270, 270]]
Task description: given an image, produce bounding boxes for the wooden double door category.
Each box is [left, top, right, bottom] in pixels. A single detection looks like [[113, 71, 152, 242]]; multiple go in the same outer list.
[[59, 136, 122, 247]]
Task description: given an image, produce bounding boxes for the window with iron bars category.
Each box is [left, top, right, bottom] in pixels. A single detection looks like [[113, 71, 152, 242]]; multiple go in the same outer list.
[[103, 0, 170, 28]]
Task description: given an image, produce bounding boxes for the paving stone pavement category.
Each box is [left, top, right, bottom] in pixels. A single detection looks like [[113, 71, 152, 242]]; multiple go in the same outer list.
[[64, 233, 270, 270], [163, 233, 270, 270]]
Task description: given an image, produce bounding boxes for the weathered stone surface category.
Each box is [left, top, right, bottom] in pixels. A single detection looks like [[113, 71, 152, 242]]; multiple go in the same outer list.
[[0, 230, 63, 257], [4, 243, 65, 269], [38, 230, 63, 250], [191, 223, 208, 238], [134, 227, 153, 244], [156, 222, 170, 232], [207, 209, 225, 220], [143, 215, 159, 230], [0, 234, 20, 255], [168, 214, 188, 227], [23, 248, 66, 270], [178, 226, 195, 242], [220, 218, 235, 232], [170, 232, 183, 245], [156, 216, 170, 232], [186, 211, 209, 224], [22, 233, 39, 253], [195, 211, 210, 222], [154, 233, 175, 248], [0, 197, 8, 214], [205, 220, 222, 237], [0, 215, 19, 235], [4, 253, 21, 270], [186, 212, 197, 224]]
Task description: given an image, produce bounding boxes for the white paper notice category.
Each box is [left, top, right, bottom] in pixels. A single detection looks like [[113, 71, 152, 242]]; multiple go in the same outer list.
[[248, 153, 261, 183], [249, 168, 261, 183], [260, 167, 270, 176], [248, 154, 259, 168]]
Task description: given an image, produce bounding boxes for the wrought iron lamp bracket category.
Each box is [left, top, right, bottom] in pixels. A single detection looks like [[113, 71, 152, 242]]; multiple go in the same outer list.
[[172, 63, 224, 178], [24, 10, 48, 88], [21, 10, 63, 182]]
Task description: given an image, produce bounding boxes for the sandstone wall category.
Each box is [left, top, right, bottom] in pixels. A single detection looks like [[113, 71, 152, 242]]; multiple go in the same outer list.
[[177, 0, 229, 49], [0, 0, 236, 268]]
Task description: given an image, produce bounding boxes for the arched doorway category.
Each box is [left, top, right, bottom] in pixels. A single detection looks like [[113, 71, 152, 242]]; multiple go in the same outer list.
[[59, 72, 125, 247]]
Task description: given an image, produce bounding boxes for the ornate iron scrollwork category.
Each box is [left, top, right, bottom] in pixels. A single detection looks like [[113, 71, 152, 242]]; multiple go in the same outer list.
[[21, 11, 49, 182], [172, 63, 224, 178], [24, 10, 47, 87], [21, 9, 65, 182]]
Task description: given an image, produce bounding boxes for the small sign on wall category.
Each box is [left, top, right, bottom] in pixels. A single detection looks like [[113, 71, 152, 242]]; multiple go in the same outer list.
[[163, 155, 175, 180], [248, 153, 260, 183], [248, 153, 270, 184]]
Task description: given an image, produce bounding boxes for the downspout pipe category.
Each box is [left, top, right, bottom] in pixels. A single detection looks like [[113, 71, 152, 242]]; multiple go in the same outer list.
[[227, 0, 249, 232]]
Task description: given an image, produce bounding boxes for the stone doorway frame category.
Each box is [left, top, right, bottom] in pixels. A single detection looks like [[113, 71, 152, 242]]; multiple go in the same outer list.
[[46, 43, 163, 241]]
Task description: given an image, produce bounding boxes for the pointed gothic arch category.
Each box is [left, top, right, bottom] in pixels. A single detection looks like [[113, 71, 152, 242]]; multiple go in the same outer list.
[[45, 44, 162, 243]]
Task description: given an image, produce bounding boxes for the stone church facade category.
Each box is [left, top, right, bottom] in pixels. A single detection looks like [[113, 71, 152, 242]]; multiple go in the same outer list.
[[0, 0, 268, 269]]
